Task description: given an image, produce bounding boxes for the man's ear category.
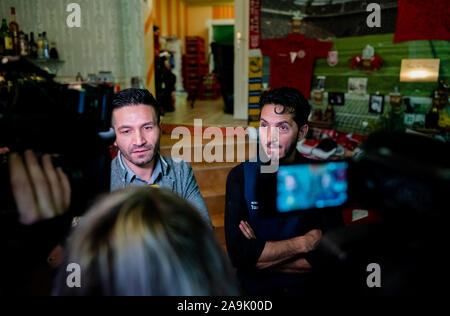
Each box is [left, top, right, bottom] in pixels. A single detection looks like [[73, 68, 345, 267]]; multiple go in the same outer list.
[[298, 124, 309, 142]]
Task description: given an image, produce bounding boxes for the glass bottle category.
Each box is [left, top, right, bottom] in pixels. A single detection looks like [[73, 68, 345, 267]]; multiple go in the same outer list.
[[42, 31, 50, 59], [49, 41, 59, 59], [426, 91, 440, 129], [29, 32, 38, 58], [9, 7, 20, 55], [37, 33, 44, 59], [1, 19, 13, 55], [19, 31, 28, 56]]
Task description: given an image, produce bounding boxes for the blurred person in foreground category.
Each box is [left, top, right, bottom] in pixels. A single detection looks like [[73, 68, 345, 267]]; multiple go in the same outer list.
[[52, 187, 239, 296]]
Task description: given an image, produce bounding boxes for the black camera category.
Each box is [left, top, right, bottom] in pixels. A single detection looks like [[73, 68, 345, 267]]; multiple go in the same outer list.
[[274, 131, 450, 220], [0, 57, 113, 216]]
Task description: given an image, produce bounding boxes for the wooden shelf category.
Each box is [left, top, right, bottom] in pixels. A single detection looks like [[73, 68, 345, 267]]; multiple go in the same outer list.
[[309, 120, 334, 130]]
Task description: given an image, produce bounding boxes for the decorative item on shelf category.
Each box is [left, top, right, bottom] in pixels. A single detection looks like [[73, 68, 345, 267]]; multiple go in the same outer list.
[[88, 73, 96, 82], [312, 76, 325, 106], [350, 45, 383, 73], [312, 108, 323, 122], [403, 98, 416, 127], [312, 90, 324, 106], [49, 42, 59, 60], [437, 79, 449, 110], [328, 92, 345, 106], [437, 80, 450, 128], [389, 86, 403, 114], [75, 72, 84, 82], [425, 91, 440, 129], [369, 92, 385, 114], [309, 107, 333, 130], [98, 71, 114, 85], [291, 11, 305, 34], [348, 77, 367, 95], [19, 32, 28, 57], [327, 51, 338, 67], [131, 77, 141, 89], [323, 103, 335, 123], [377, 86, 405, 132]]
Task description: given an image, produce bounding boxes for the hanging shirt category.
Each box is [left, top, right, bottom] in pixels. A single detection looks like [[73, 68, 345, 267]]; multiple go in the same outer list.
[[261, 33, 333, 99]]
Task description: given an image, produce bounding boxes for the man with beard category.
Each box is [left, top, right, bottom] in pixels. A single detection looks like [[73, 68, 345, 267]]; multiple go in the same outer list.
[[225, 87, 330, 295], [110, 89, 211, 226]]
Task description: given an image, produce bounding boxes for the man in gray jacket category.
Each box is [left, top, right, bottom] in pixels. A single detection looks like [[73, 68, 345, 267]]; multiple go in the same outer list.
[[110, 88, 211, 227]]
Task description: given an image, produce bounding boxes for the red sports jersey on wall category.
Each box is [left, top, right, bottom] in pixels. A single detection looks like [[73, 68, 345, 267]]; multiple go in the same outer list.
[[262, 34, 333, 99]]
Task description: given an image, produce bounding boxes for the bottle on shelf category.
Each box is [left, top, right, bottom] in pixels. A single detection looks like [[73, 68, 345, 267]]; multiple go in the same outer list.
[[42, 31, 50, 59], [9, 7, 20, 56], [50, 41, 59, 59], [1, 19, 13, 56], [323, 103, 335, 123], [0, 21, 5, 55], [37, 33, 44, 59], [29, 32, 38, 58], [425, 91, 440, 129], [19, 31, 28, 56], [75, 72, 84, 82], [403, 97, 416, 127]]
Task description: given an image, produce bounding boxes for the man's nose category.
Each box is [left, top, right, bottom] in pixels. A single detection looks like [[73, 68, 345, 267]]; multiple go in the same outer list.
[[266, 127, 279, 144], [134, 131, 147, 146]]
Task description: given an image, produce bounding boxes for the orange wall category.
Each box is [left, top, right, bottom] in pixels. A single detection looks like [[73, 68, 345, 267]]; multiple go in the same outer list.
[[185, 5, 234, 59], [213, 5, 235, 20], [186, 6, 212, 39], [154, 0, 186, 40], [153, 2, 234, 56]]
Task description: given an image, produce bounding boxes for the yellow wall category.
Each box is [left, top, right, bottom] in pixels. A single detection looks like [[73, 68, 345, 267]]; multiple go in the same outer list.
[[185, 5, 234, 60], [154, 0, 186, 40], [213, 5, 235, 19], [186, 6, 212, 40], [153, 1, 234, 53]]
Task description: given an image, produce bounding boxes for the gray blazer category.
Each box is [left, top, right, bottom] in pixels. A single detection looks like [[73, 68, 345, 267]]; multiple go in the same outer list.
[[111, 155, 212, 227]]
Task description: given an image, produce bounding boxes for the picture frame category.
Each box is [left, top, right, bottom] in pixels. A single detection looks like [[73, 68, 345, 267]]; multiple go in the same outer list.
[[348, 77, 368, 95], [369, 94, 385, 114], [328, 92, 345, 106]]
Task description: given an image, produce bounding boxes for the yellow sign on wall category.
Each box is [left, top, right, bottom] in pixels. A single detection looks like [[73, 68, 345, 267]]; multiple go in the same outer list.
[[400, 59, 440, 82], [248, 50, 263, 126]]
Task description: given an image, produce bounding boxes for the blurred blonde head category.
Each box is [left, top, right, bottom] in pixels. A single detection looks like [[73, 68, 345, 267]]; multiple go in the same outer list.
[[53, 187, 238, 296]]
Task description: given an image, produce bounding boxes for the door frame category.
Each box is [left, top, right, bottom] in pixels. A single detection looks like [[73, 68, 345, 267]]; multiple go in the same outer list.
[[207, 19, 235, 75], [233, 0, 249, 120]]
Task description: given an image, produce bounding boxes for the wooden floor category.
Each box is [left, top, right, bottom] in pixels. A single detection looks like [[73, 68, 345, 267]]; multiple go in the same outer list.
[[162, 92, 248, 128]]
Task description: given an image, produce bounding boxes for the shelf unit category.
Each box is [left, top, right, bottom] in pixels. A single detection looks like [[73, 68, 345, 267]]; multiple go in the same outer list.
[[183, 36, 208, 101]]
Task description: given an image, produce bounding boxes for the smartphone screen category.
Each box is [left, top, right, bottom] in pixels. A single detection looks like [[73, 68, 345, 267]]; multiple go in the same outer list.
[[277, 161, 349, 212]]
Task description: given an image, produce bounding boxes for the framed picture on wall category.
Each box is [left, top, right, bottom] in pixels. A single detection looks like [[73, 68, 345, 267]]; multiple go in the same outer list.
[[328, 92, 345, 106], [369, 94, 385, 114], [348, 78, 368, 95]]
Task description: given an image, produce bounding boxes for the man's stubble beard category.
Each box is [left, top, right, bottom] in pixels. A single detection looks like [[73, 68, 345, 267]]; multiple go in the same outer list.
[[122, 141, 160, 168]]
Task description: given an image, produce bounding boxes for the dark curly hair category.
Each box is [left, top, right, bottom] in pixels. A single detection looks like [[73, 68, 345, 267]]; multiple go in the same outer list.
[[259, 87, 311, 128]]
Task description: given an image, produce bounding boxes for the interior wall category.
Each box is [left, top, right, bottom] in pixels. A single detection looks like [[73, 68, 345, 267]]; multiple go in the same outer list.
[[185, 5, 235, 61], [186, 6, 212, 60], [154, 0, 186, 41], [0, 0, 146, 88]]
